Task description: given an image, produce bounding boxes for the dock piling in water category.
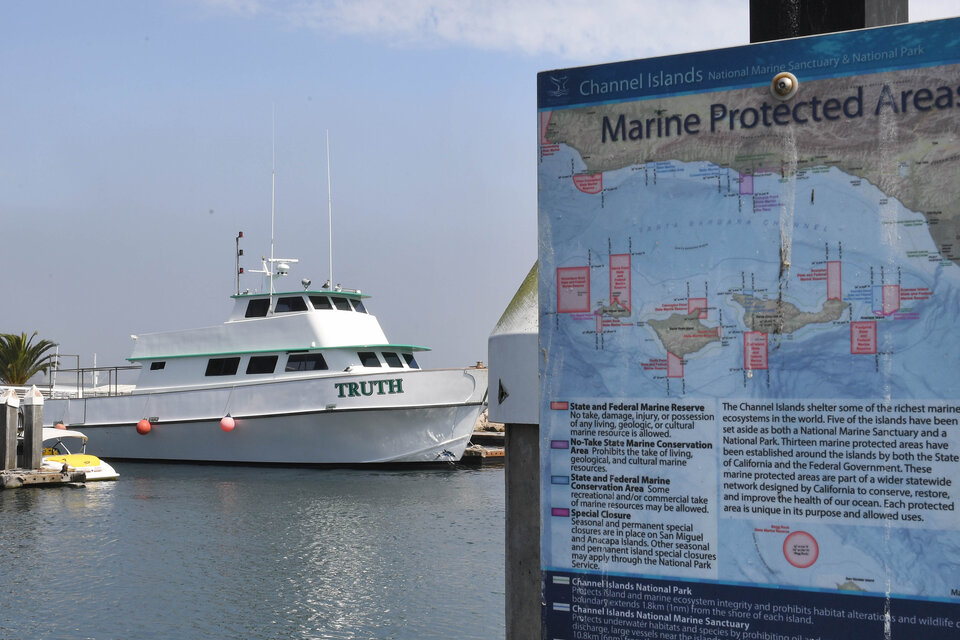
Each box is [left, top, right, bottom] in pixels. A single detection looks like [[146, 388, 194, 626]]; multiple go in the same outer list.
[[20, 386, 44, 470], [0, 386, 88, 488], [0, 388, 19, 471]]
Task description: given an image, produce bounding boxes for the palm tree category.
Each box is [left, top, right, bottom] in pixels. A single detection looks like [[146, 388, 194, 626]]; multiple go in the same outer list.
[[0, 332, 59, 386]]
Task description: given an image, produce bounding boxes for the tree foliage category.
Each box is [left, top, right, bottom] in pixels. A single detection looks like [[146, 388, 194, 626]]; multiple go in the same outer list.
[[0, 331, 59, 386]]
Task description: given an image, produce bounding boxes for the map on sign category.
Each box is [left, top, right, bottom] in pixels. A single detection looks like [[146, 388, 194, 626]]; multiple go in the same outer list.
[[540, 18, 960, 640], [540, 69, 960, 400]]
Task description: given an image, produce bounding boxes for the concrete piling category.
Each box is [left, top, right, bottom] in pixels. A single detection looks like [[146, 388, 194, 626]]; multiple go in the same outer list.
[[21, 386, 44, 470], [1, 388, 19, 471]]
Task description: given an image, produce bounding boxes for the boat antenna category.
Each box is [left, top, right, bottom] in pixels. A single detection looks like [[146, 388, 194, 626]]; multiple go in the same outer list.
[[248, 107, 299, 301], [326, 130, 333, 288], [270, 105, 276, 305]]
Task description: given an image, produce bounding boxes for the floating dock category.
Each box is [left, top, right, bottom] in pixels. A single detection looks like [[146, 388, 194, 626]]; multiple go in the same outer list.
[[0, 469, 87, 489], [460, 430, 505, 466]]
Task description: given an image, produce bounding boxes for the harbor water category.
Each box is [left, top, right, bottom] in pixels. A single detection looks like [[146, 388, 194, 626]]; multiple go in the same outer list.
[[0, 465, 505, 640]]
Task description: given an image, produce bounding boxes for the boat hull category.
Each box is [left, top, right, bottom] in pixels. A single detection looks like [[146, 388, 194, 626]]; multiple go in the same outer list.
[[44, 367, 488, 464]]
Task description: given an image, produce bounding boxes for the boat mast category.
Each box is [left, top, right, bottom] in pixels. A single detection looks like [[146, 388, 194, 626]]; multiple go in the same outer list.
[[235, 231, 244, 295], [326, 130, 333, 288], [52, 345, 59, 390]]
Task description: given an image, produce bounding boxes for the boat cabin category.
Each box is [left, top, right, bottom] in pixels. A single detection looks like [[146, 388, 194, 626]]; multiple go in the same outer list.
[[128, 289, 426, 392]]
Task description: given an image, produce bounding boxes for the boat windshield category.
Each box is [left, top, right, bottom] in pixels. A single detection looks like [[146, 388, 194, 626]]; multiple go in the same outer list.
[[309, 296, 332, 310], [245, 298, 270, 318], [331, 297, 352, 311], [275, 296, 308, 313], [382, 352, 403, 368], [41, 428, 89, 455]]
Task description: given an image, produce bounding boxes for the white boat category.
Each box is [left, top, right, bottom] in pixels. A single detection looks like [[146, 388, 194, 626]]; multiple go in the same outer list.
[[42, 259, 488, 465], [40, 427, 119, 481]]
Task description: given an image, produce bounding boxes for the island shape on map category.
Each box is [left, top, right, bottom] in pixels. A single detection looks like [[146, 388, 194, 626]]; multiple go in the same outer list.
[[731, 294, 848, 334], [646, 312, 721, 358], [543, 64, 960, 266]]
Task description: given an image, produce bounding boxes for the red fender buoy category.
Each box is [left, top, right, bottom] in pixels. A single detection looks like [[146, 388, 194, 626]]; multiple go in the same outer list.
[[136, 419, 152, 435], [220, 414, 236, 432]]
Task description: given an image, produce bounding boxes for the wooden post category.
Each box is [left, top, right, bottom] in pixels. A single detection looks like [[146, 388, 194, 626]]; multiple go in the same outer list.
[[504, 422, 540, 640], [0, 389, 19, 470], [21, 386, 44, 470]]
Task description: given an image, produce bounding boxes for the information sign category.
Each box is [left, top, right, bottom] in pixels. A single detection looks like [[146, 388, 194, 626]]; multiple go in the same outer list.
[[539, 17, 960, 640]]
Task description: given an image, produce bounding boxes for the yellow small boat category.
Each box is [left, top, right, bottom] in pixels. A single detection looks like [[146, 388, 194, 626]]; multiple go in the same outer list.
[[41, 428, 119, 481]]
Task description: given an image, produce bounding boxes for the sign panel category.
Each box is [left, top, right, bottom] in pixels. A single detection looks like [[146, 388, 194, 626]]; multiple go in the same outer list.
[[538, 18, 960, 640]]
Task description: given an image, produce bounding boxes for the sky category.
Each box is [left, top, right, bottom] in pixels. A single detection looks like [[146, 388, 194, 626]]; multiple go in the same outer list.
[[1, 0, 957, 376]]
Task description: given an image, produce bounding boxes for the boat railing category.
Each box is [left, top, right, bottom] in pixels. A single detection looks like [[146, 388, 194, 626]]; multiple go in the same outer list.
[[40, 364, 142, 399]]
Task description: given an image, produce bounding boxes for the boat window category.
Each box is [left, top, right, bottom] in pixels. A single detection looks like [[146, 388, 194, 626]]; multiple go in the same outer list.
[[286, 353, 328, 372], [246, 355, 278, 374], [402, 353, 420, 369], [245, 298, 270, 318], [350, 299, 367, 313], [309, 296, 332, 310], [205, 357, 240, 376], [275, 296, 308, 313], [150, 361, 166, 371], [331, 296, 352, 311], [382, 352, 403, 368], [358, 352, 381, 367]]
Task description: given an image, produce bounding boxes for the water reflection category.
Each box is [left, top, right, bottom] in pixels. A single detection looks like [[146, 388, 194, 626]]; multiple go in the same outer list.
[[0, 466, 504, 640]]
